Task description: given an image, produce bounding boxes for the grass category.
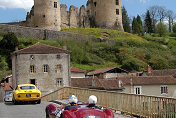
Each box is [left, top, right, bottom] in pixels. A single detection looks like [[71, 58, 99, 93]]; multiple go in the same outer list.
[[61, 28, 145, 42]]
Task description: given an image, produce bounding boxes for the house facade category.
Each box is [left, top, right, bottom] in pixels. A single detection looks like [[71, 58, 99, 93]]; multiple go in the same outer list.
[[12, 42, 71, 95], [87, 67, 129, 79], [71, 67, 86, 78], [116, 76, 176, 98]]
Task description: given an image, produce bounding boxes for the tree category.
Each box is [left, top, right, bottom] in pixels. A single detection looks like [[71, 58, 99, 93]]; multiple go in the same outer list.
[[166, 10, 175, 32], [0, 32, 19, 52], [0, 56, 8, 71], [0, 32, 19, 69], [144, 10, 153, 33], [157, 6, 167, 22], [149, 6, 158, 28], [122, 6, 131, 33], [136, 15, 144, 36], [173, 23, 176, 33], [155, 22, 168, 37], [132, 17, 139, 34]]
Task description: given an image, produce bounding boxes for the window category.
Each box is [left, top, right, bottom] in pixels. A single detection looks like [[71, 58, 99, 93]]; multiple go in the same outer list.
[[54, 2, 57, 8], [43, 64, 49, 73], [43, 15, 45, 18], [30, 65, 36, 73], [55, 65, 62, 73], [56, 54, 61, 59], [30, 79, 36, 85], [94, 2, 97, 7], [116, 9, 119, 15], [161, 86, 168, 94], [56, 78, 63, 87], [30, 55, 34, 60], [116, 0, 119, 5], [134, 86, 142, 94]]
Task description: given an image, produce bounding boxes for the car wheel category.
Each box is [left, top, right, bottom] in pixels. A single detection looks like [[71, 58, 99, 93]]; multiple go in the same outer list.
[[37, 99, 41, 104]]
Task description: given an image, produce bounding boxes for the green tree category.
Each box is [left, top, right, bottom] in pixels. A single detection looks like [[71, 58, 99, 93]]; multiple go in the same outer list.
[[0, 32, 19, 69], [173, 23, 176, 33], [144, 10, 153, 33], [136, 15, 144, 36], [121, 57, 147, 72], [155, 22, 168, 37], [0, 56, 8, 71], [122, 6, 131, 33], [132, 17, 139, 34]]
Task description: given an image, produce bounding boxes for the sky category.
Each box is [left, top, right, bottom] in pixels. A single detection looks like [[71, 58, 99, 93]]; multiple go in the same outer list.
[[0, 0, 176, 23]]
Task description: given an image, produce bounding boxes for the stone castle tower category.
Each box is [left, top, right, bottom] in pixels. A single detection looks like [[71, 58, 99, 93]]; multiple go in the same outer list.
[[25, 0, 123, 31], [26, 0, 61, 31], [87, 0, 123, 30]]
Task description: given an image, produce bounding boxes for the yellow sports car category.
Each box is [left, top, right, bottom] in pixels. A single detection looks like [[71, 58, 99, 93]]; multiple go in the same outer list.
[[12, 84, 41, 104]]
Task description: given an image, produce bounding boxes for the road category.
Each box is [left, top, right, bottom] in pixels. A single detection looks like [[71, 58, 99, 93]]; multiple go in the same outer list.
[[0, 101, 131, 118], [0, 102, 50, 118]]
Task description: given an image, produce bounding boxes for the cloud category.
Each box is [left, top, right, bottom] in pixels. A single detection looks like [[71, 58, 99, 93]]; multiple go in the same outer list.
[[0, 0, 34, 11], [139, 0, 151, 3]]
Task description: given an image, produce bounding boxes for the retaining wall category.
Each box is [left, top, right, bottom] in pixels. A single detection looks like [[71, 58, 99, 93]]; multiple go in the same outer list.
[[0, 24, 98, 41]]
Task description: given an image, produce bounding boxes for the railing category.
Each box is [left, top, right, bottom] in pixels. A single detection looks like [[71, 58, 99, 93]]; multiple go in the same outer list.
[[42, 87, 176, 118]]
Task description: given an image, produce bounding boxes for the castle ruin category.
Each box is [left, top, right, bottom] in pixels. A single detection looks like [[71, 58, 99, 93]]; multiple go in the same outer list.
[[25, 0, 123, 31]]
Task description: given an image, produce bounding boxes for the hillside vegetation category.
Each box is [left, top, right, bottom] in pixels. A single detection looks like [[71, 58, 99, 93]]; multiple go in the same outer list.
[[0, 28, 176, 73]]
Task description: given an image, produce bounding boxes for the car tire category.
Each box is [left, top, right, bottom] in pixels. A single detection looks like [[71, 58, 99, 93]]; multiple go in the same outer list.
[[37, 99, 41, 104]]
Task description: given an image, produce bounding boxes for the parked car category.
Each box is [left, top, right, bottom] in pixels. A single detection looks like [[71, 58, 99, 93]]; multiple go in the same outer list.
[[12, 84, 41, 104], [4, 91, 13, 102], [45, 100, 114, 118]]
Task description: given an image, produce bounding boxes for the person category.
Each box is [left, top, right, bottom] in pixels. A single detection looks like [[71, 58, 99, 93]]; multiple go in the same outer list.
[[87, 95, 102, 109], [64, 94, 80, 110]]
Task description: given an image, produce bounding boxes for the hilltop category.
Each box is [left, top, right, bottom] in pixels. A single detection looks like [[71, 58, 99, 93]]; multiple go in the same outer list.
[[0, 28, 176, 73]]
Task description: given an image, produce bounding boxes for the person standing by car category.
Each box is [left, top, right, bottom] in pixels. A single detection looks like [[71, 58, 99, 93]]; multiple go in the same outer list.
[[87, 95, 102, 109]]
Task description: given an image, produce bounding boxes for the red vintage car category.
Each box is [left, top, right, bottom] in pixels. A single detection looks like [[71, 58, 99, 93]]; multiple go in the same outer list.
[[45, 100, 114, 118]]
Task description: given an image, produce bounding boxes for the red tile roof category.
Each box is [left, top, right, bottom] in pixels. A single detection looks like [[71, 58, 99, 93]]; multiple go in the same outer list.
[[71, 67, 86, 73], [148, 69, 176, 76], [87, 67, 128, 76], [71, 77, 123, 90], [12, 42, 71, 55], [115, 76, 176, 85]]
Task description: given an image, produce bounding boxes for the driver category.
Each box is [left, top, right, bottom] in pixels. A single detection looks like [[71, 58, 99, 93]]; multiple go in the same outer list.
[[87, 95, 102, 109], [64, 94, 80, 110]]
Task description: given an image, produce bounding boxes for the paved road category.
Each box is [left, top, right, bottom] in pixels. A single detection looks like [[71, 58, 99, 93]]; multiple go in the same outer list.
[[0, 101, 50, 118], [0, 101, 131, 118]]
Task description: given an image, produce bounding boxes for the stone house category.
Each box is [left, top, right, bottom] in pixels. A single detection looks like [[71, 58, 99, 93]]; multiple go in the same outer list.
[[87, 67, 129, 79], [115, 76, 176, 98], [71, 67, 86, 79], [12, 42, 71, 95]]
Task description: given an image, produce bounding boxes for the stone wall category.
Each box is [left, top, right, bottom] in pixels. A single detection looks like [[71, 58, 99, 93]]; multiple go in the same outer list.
[[0, 24, 98, 41], [0, 85, 5, 102]]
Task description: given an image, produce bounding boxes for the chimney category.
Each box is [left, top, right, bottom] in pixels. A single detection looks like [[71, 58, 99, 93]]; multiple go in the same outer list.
[[147, 65, 151, 73], [63, 45, 67, 50]]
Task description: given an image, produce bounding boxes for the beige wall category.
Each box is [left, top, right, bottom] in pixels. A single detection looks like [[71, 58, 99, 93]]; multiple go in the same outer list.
[[12, 53, 70, 95], [123, 84, 176, 98], [71, 72, 85, 78], [33, 0, 61, 31]]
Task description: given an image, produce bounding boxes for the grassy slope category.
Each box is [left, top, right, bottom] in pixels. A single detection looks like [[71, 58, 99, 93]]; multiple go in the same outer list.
[[1, 28, 176, 71]]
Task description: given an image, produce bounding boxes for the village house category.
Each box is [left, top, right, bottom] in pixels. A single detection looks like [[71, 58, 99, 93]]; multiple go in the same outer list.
[[11, 42, 71, 95], [114, 76, 176, 98], [70, 67, 86, 79], [87, 67, 129, 79]]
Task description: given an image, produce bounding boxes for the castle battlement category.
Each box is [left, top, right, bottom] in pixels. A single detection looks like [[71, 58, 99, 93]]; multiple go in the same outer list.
[[25, 0, 123, 31]]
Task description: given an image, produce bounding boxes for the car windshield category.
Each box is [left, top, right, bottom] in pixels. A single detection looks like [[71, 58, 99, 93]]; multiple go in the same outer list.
[[20, 86, 35, 90], [6, 91, 12, 95]]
